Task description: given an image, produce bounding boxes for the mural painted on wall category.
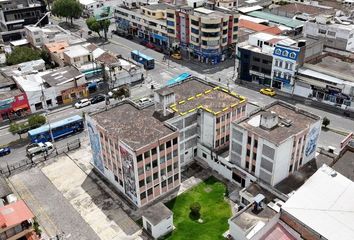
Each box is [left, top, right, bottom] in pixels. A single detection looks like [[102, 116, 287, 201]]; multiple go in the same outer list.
[[305, 126, 320, 157], [87, 118, 104, 173], [120, 146, 137, 203]]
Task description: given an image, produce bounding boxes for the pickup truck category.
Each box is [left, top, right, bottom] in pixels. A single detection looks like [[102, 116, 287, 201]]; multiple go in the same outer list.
[[26, 142, 53, 157]]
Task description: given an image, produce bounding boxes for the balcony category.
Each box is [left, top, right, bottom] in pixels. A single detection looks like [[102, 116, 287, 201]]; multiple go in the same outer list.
[[3, 220, 34, 240]]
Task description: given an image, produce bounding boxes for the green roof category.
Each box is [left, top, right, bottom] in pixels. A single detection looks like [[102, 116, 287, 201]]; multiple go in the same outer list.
[[248, 11, 304, 29]]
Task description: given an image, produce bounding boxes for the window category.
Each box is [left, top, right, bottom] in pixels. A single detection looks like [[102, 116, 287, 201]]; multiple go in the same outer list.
[[162, 180, 167, 187], [167, 153, 172, 161], [252, 165, 256, 172], [253, 57, 260, 62], [216, 117, 220, 123], [282, 50, 289, 57], [191, 19, 199, 26], [168, 177, 173, 185], [327, 31, 336, 37], [145, 163, 151, 171], [233, 34, 237, 40], [173, 150, 178, 157], [166, 141, 171, 149], [318, 29, 327, 34], [215, 140, 220, 147], [202, 153, 207, 159], [247, 136, 252, 144], [191, 28, 199, 34], [173, 138, 178, 145], [161, 168, 166, 176], [226, 135, 229, 142], [289, 164, 293, 172], [146, 176, 152, 184], [151, 147, 157, 156], [152, 160, 158, 168], [114, 175, 118, 182], [167, 29, 175, 34], [289, 52, 296, 59], [160, 156, 166, 164], [34, 102, 43, 110], [222, 126, 225, 133], [144, 151, 150, 159], [254, 139, 258, 148], [167, 20, 174, 26], [234, 18, 238, 23], [253, 153, 257, 160], [252, 65, 259, 71], [139, 179, 145, 187], [275, 49, 281, 55], [233, 26, 238, 31], [174, 173, 179, 181], [147, 188, 153, 196], [221, 137, 224, 144], [138, 167, 144, 175], [140, 192, 146, 199], [246, 162, 249, 169], [159, 144, 165, 151], [74, 57, 80, 62], [137, 154, 143, 162], [167, 165, 172, 172], [153, 172, 159, 180], [174, 161, 178, 169], [167, 13, 174, 18], [247, 149, 250, 157], [191, 36, 199, 43]]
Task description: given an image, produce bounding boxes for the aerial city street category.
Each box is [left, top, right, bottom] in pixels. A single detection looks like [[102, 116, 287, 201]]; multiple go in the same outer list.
[[0, 0, 354, 239]]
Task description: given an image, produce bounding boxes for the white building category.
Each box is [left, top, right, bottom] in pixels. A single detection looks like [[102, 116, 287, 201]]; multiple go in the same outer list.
[[281, 164, 354, 240], [229, 101, 321, 187], [142, 202, 173, 239], [304, 15, 354, 52], [79, 0, 103, 12]]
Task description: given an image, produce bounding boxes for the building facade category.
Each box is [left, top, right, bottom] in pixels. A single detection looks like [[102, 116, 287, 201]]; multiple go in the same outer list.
[[229, 101, 321, 187], [0, 0, 48, 42], [166, 6, 239, 64]]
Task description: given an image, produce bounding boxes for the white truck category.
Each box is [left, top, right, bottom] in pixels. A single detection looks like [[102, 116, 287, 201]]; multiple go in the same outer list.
[[26, 142, 53, 157]]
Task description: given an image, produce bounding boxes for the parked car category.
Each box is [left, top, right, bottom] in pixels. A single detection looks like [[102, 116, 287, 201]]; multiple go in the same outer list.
[[26, 142, 53, 157], [260, 88, 276, 97], [0, 147, 11, 157], [145, 42, 155, 49], [171, 53, 182, 60], [75, 98, 91, 108], [90, 94, 106, 104], [137, 97, 152, 107], [124, 34, 133, 40]]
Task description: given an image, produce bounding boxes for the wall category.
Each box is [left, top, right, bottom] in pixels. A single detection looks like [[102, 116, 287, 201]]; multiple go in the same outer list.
[[228, 217, 248, 240], [26, 86, 58, 113], [302, 119, 321, 164], [272, 137, 292, 186], [293, 81, 312, 98], [200, 111, 215, 148], [143, 215, 173, 239]]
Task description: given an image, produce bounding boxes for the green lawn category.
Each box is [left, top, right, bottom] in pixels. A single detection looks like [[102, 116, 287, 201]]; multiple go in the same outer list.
[[164, 177, 231, 240]]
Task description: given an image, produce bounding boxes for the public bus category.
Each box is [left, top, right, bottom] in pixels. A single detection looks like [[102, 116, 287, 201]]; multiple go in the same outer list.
[[28, 115, 84, 143], [131, 50, 155, 70]]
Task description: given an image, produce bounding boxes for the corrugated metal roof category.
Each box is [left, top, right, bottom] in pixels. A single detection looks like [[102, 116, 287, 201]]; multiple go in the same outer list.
[[247, 11, 303, 28]]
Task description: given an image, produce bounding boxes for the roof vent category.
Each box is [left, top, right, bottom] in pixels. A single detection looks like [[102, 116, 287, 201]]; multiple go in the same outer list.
[[260, 112, 278, 130]]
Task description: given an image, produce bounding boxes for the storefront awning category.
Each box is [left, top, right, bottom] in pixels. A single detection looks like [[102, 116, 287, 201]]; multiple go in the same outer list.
[[13, 104, 29, 112]]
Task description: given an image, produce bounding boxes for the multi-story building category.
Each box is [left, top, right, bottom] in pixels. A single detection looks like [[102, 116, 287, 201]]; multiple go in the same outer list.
[[0, 0, 48, 42], [270, 42, 306, 92], [115, 3, 170, 51], [86, 101, 180, 207], [304, 15, 354, 52], [229, 101, 321, 187], [166, 6, 239, 64], [86, 77, 247, 207]]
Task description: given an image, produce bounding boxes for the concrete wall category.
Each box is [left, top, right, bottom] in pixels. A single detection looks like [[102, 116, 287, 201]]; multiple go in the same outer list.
[[143, 215, 173, 239], [302, 119, 322, 164], [272, 138, 293, 186], [229, 218, 248, 240], [200, 111, 215, 148]]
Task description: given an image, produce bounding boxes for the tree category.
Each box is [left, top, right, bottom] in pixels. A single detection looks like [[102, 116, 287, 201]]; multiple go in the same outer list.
[[9, 122, 28, 139], [100, 19, 111, 40], [33, 218, 42, 237], [6, 47, 41, 66], [189, 202, 201, 219], [86, 17, 102, 38], [322, 117, 330, 128], [52, 0, 82, 25], [112, 87, 129, 100], [28, 114, 46, 128]]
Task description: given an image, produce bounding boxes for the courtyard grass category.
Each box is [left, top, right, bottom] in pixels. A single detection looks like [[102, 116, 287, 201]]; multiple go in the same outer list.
[[164, 177, 231, 240]]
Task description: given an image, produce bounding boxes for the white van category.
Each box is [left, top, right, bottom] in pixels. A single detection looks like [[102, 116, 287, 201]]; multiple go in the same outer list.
[[138, 97, 152, 107]]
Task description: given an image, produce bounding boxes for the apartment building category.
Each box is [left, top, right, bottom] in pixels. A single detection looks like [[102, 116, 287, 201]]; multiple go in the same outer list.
[[86, 77, 247, 207], [0, 0, 48, 42], [304, 15, 354, 52], [229, 101, 321, 187], [166, 6, 239, 64], [115, 3, 170, 50]]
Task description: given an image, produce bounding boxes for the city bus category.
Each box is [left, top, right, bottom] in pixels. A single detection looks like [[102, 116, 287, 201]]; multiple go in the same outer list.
[[166, 72, 191, 86], [28, 115, 84, 143], [131, 50, 155, 70]]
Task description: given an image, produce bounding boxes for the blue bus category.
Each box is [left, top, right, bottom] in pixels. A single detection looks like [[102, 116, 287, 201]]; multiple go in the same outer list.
[[28, 115, 84, 143], [166, 73, 191, 86], [131, 50, 155, 70]]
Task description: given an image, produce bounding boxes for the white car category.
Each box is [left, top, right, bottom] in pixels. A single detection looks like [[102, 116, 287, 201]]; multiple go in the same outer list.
[[138, 97, 152, 107], [26, 142, 53, 157], [75, 98, 91, 109]]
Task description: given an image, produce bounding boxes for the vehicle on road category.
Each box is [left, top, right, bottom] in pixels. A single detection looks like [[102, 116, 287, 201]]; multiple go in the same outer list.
[[28, 115, 84, 143], [145, 42, 155, 49], [166, 72, 191, 86], [90, 94, 106, 104], [75, 98, 91, 109], [0, 147, 11, 157], [131, 50, 155, 70], [26, 142, 53, 157], [171, 53, 182, 60], [260, 88, 276, 97]]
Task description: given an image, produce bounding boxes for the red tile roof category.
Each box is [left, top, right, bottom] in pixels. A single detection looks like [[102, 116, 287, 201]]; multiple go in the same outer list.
[[239, 19, 282, 35], [0, 200, 34, 228]]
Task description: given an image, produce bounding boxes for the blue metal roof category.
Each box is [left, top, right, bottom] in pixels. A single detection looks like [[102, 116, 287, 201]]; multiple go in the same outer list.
[[166, 73, 191, 86], [131, 50, 154, 61], [28, 115, 83, 136]]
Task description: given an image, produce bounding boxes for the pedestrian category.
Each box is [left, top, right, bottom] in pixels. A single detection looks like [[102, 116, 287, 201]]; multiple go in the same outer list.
[[219, 78, 221, 82]]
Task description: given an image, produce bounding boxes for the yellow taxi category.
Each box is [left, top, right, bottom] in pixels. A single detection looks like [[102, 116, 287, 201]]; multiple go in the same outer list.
[[171, 53, 182, 60], [260, 88, 276, 97]]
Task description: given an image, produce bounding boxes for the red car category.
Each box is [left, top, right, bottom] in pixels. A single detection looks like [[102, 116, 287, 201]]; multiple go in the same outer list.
[[145, 42, 155, 49]]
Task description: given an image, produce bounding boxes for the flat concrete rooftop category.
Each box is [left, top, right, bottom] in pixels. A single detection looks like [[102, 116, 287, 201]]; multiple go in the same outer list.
[[230, 204, 277, 231], [157, 78, 246, 116], [91, 101, 175, 150], [315, 56, 354, 78], [238, 101, 320, 145], [332, 147, 354, 181]]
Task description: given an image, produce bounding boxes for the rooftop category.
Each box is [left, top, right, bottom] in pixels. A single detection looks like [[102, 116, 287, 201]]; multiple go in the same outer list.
[[156, 78, 246, 116], [261, 223, 296, 240], [143, 202, 172, 225], [230, 203, 277, 232], [239, 19, 282, 35], [332, 147, 354, 181], [0, 177, 12, 199], [247, 11, 304, 28], [0, 72, 15, 88], [41, 66, 85, 88], [315, 56, 354, 79], [245, 183, 277, 204], [282, 164, 354, 240], [0, 200, 34, 228], [271, 3, 333, 16], [0, 89, 23, 100], [91, 101, 176, 150], [236, 101, 320, 145], [193, 7, 231, 18], [63, 45, 90, 58], [142, 3, 171, 10], [44, 41, 69, 53]]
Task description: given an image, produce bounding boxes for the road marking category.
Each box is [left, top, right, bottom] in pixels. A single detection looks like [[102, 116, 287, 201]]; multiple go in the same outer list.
[[10, 177, 59, 237]]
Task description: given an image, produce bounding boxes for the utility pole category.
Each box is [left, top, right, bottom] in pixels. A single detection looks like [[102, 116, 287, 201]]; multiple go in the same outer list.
[[40, 82, 54, 142]]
